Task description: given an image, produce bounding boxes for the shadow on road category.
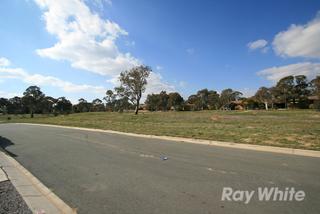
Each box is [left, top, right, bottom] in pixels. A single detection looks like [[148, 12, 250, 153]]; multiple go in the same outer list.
[[0, 136, 17, 157]]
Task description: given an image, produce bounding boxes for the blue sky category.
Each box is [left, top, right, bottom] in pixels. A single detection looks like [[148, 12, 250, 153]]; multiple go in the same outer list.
[[0, 0, 320, 102]]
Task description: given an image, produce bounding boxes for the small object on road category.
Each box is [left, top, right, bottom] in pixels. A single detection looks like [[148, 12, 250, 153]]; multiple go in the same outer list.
[[160, 155, 168, 160]]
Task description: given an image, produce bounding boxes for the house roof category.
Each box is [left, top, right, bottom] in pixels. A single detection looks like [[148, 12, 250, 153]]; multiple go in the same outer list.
[[308, 96, 319, 100]]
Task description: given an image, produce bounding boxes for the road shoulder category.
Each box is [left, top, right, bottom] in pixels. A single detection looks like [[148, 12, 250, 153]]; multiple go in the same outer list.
[[0, 150, 76, 214]]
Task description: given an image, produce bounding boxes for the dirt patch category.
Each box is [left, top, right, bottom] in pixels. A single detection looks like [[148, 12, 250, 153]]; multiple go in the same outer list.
[[246, 126, 255, 129], [210, 115, 223, 121], [311, 114, 320, 118], [242, 138, 253, 143], [285, 136, 298, 141], [210, 115, 241, 121]]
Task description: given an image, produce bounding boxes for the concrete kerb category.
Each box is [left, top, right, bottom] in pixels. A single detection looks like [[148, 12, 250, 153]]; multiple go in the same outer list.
[[0, 150, 76, 214], [16, 123, 320, 158]]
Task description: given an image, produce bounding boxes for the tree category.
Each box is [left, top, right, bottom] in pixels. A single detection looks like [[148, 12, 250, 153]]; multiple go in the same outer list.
[[54, 97, 72, 114], [0, 98, 9, 114], [8, 96, 24, 114], [219, 89, 242, 109], [40, 96, 56, 114], [119, 65, 151, 115], [275, 76, 294, 109], [159, 91, 169, 111], [168, 92, 184, 111], [104, 90, 116, 111], [293, 75, 310, 108], [255, 87, 272, 110], [114, 86, 132, 112], [92, 98, 105, 112], [311, 76, 320, 110], [22, 86, 45, 118], [145, 93, 160, 111], [145, 91, 183, 111], [196, 89, 210, 110], [75, 98, 91, 112], [187, 94, 202, 111], [245, 97, 260, 110], [207, 90, 219, 110], [269, 86, 278, 109]]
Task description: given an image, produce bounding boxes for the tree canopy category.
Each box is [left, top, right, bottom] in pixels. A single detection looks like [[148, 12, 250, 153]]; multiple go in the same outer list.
[[118, 65, 151, 114], [1, 75, 319, 116]]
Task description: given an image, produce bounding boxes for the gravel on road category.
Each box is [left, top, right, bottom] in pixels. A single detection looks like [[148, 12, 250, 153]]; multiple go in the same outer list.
[[0, 180, 32, 214]]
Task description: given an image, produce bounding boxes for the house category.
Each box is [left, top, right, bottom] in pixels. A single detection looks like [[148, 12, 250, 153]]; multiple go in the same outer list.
[[308, 95, 319, 109]]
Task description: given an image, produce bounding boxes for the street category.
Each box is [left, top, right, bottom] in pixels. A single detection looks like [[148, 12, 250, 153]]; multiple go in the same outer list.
[[0, 123, 319, 214]]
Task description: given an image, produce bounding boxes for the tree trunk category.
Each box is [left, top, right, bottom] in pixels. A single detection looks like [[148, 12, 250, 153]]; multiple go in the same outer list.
[[135, 99, 140, 115], [30, 110, 34, 118], [264, 102, 268, 110], [284, 93, 288, 109]]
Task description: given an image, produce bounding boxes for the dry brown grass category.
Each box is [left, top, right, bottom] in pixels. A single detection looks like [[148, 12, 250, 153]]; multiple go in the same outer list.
[[1, 110, 320, 150]]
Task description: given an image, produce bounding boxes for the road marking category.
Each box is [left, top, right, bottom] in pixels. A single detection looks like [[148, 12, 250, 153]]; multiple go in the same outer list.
[[139, 154, 156, 159], [206, 167, 234, 174]]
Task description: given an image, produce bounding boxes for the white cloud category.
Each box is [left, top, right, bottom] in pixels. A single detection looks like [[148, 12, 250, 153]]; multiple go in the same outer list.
[[155, 65, 163, 70], [0, 65, 106, 94], [125, 40, 135, 47], [178, 81, 187, 88], [34, 0, 140, 76], [140, 72, 175, 101], [238, 88, 256, 98], [257, 62, 320, 82], [0, 57, 175, 102], [106, 71, 176, 100], [105, 75, 119, 85], [0, 57, 11, 67], [0, 91, 20, 98], [247, 39, 268, 51], [145, 72, 175, 95], [106, 71, 177, 101], [273, 12, 320, 59], [33, 0, 176, 95]]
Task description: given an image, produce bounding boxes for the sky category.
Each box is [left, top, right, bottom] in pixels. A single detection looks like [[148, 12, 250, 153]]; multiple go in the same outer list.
[[0, 0, 320, 103]]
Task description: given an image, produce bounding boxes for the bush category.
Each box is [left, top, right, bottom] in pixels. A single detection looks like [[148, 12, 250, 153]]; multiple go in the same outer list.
[[183, 104, 192, 111], [314, 101, 320, 111]]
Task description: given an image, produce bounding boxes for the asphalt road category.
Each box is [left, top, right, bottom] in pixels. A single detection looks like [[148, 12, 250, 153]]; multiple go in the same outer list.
[[0, 123, 319, 214]]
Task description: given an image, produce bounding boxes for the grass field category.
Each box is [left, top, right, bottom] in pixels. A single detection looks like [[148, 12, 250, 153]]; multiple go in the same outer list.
[[1, 110, 319, 150]]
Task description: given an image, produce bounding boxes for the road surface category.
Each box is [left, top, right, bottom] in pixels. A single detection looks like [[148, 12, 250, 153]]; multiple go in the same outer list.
[[0, 123, 319, 214]]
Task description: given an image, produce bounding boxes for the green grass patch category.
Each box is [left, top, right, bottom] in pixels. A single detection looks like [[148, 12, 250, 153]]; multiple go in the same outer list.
[[1, 110, 320, 150]]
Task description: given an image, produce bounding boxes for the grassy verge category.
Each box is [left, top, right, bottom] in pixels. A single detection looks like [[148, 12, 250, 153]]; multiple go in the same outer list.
[[1, 110, 319, 150]]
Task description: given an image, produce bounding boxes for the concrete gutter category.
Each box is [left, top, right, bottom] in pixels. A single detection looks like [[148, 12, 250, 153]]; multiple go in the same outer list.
[[0, 150, 76, 213], [18, 123, 320, 158]]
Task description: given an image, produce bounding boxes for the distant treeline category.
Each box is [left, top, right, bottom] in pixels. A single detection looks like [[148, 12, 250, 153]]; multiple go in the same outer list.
[[0, 75, 320, 117], [145, 75, 320, 111]]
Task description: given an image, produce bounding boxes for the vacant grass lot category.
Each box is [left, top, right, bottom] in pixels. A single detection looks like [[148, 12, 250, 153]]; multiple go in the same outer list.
[[1, 110, 319, 150]]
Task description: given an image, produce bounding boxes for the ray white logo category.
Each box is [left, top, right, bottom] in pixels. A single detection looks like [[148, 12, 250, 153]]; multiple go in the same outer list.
[[221, 187, 305, 204]]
